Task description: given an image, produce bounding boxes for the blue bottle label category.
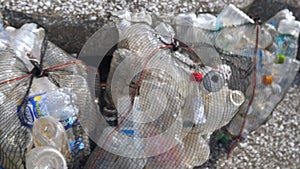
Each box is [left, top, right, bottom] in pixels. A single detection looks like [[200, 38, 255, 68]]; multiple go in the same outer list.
[[276, 34, 297, 58]]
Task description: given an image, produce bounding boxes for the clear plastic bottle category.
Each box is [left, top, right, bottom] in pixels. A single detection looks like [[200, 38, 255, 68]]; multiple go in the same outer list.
[[216, 4, 254, 28], [41, 88, 78, 121], [276, 19, 300, 59], [98, 126, 146, 159], [7, 23, 45, 71], [182, 133, 210, 167], [194, 86, 244, 134], [32, 116, 71, 158], [26, 146, 67, 169], [29, 77, 58, 96]]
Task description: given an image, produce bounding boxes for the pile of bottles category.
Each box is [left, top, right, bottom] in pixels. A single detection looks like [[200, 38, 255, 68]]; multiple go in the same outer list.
[[0, 4, 299, 169]]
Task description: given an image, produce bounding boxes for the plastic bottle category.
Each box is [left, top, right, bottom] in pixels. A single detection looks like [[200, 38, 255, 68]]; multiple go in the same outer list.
[[182, 133, 210, 167], [194, 86, 244, 134], [26, 146, 67, 169], [41, 88, 78, 121], [7, 23, 45, 71], [227, 82, 282, 135], [29, 77, 58, 96], [32, 116, 71, 158], [267, 9, 295, 28], [216, 4, 254, 28], [98, 126, 146, 158]]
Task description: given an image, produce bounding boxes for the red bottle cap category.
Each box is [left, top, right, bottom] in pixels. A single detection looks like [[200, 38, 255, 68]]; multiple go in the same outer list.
[[191, 72, 203, 82]]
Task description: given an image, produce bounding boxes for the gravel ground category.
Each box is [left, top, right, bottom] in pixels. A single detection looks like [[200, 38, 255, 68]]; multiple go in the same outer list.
[[0, 1, 299, 169], [1, 0, 299, 58], [0, 0, 255, 20]]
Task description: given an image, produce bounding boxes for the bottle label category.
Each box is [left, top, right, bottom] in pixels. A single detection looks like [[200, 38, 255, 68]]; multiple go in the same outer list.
[[17, 91, 76, 129], [17, 92, 47, 127], [70, 138, 85, 153], [276, 34, 297, 58]]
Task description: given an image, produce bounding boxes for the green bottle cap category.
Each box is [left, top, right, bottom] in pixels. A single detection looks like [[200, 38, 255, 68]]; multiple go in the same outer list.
[[278, 54, 285, 64]]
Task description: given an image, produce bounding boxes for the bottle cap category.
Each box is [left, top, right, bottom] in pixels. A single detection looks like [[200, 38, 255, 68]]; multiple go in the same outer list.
[[190, 72, 203, 82], [263, 75, 273, 85], [203, 70, 225, 92], [278, 54, 285, 64]]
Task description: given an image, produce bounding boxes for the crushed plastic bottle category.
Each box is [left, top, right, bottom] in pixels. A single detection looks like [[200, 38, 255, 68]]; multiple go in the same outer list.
[[267, 9, 295, 28], [30, 77, 59, 95], [182, 133, 210, 167], [26, 146, 67, 169], [216, 4, 254, 28], [17, 87, 78, 127], [7, 23, 45, 71], [276, 30, 299, 59], [41, 88, 78, 121], [155, 22, 175, 45], [194, 14, 217, 30], [193, 85, 245, 134], [32, 116, 71, 158]]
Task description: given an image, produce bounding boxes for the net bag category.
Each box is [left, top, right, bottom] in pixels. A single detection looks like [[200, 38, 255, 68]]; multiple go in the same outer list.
[[0, 21, 97, 169], [84, 4, 300, 169]]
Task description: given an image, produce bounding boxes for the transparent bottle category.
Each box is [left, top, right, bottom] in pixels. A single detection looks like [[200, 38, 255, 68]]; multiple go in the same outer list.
[[32, 116, 71, 158], [216, 4, 254, 28], [26, 146, 67, 169], [41, 88, 78, 121], [29, 77, 58, 96], [182, 133, 210, 167], [8, 23, 45, 71], [276, 19, 300, 59], [194, 86, 245, 134]]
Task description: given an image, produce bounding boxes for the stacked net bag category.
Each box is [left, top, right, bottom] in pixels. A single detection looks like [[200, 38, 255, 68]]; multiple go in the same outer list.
[[82, 4, 299, 169], [227, 8, 300, 138], [0, 16, 97, 169]]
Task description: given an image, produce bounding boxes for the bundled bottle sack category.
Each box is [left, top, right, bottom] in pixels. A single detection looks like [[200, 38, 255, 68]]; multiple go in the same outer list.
[[84, 4, 299, 169], [0, 18, 97, 169]]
